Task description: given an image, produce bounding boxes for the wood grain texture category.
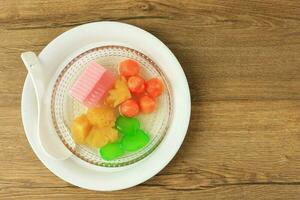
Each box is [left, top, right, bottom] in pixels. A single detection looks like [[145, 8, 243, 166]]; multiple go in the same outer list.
[[1, 0, 300, 199]]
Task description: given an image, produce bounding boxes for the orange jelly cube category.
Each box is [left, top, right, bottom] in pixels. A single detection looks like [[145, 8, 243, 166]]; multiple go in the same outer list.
[[87, 106, 116, 128], [85, 126, 119, 148], [71, 114, 91, 144]]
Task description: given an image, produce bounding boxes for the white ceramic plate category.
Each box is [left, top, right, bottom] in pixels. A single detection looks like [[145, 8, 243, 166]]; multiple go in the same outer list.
[[21, 21, 191, 191]]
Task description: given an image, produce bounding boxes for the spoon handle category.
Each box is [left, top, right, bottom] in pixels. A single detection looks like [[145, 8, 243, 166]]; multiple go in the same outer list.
[[21, 52, 47, 103], [21, 52, 72, 160]]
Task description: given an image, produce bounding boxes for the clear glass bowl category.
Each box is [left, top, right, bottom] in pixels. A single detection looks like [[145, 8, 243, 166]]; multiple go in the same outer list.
[[51, 45, 173, 167]]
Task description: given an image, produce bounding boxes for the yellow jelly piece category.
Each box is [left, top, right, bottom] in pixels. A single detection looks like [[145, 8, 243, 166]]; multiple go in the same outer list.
[[106, 127, 119, 143], [71, 114, 91, 144], [87, 106, 116, 128], [105, 78, 131, 107], [85, 126, 119, 148]]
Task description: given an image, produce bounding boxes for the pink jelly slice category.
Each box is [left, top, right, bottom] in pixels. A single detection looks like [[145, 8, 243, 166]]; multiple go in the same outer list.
[[69, 61, 115, 107]]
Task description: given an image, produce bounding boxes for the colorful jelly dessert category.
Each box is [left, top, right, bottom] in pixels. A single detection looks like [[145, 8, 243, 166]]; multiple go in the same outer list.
[[69, 59, 164, 161], [105, 78, 131, 107], [85, 126, 118, 148], [120, 99, 140, 117], [122, 129, 150, 152], [139, 95, 156, 114], [115, 116, 140, 135], [87, 106, 116, 128], [69, 61, 115, 107], [127, 75, 145, 94], [71, 114, 91, 144], [146, 78, 164, 98], [99, 142, 125, 161], [119, 59, 140, 77]]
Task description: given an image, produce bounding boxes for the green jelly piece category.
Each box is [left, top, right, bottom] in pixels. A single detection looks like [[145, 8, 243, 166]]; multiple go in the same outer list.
[[122, 129, 150, 152], [115, 116, 140, 135], [99, 143, 124, 161]]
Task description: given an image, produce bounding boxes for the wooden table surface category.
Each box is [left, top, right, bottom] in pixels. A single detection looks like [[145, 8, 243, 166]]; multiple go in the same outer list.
[[1, 0, 300, 199]]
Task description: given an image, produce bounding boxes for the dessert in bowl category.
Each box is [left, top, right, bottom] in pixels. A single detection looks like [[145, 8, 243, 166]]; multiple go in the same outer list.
[[51, 45, 173, 167]]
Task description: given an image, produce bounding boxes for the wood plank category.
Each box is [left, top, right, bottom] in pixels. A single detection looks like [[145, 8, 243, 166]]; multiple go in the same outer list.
[[2, 184, 300, 200], [1, 26, 300, 104], [1, 0, 300, 29]]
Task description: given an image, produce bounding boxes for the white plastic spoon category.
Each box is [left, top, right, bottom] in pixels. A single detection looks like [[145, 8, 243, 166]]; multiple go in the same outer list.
[[21, 52, 72, 160]]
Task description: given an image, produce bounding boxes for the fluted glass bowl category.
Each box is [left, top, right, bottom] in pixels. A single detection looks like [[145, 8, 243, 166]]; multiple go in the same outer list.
[[51, 45, 173, 167]]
